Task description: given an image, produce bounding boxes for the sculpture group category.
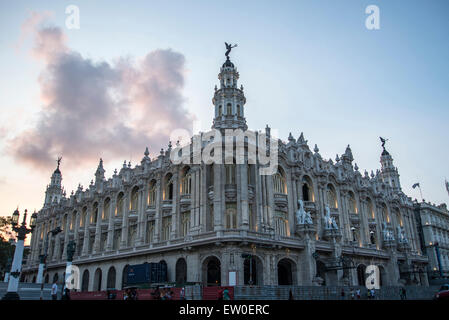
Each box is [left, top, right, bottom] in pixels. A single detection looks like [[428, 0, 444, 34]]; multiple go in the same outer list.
[[295, 200, 313, 225]]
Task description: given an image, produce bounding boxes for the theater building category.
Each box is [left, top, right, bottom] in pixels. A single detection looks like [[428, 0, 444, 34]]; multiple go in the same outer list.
[[21, 52, 430, 291]]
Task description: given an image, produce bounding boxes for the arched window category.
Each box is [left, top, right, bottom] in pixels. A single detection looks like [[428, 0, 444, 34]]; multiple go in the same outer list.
[[130, 187, 139, 211], [273, 168, 287, 194], [148, 180, 157, 206], [81, 207, 87, 227], [237, 105, 241, 116], [348, 192, 357, 214], [164, 173, 174, 200], [326, 185, 338, 209], [181, 167, 192, 194], [103, 198, 110, 220], [181, 211, 190, 236], [146, 221, 155, 243], [116, 193, 124, 217], [227, 103, 232, 115], [301, 176, 314, 202], [162, 216, 172, 241], [225, 203, 237, 229], [218, 105, 222, 116], [70, 212, 76, 230], [91, 203, 98, 224], [274, 211, 289, 236]]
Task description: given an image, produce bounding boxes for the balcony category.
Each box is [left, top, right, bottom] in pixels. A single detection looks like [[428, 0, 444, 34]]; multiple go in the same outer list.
[[349, 213, 359, 223], [273, 193, 288, 207], [368, 218, 376, 225], [180, 194, 191, 205], [128, 210, 138, 220], [162, 200, 173, 210], [304, 201, 316, 211]]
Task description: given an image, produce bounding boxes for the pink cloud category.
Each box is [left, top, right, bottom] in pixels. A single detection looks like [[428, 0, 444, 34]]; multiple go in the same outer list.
[[8, 15, 195, 171]]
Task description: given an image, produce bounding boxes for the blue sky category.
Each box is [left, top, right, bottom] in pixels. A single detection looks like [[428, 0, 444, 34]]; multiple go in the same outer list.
[[0, 0, 448, 217]]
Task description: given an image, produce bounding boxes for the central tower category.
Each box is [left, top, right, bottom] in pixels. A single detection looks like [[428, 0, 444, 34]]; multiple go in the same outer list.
[[212, 44, 247, 131]]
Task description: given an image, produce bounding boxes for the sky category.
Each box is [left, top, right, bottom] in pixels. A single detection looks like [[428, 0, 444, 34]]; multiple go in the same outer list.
[[0, 0, 448, 224]]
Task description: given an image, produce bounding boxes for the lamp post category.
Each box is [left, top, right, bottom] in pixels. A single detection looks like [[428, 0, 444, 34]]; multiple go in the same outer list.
[[37, 226, 62, 300], [64, 240, 76, 290], [2, 209, 36, 300]]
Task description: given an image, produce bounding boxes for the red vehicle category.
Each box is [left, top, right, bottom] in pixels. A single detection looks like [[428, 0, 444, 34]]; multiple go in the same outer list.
[[434, 284, 449, 301]]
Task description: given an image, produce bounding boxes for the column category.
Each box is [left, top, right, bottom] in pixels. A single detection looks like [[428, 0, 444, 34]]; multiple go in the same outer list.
[[136, 187, 145, 246], [62, 213, 71, 260], [106, 197, 116, 251], [73, 210, 80, 256], [81, 206, 91, 256], [154, 178, 162, 242], [93, 202, 103, 253], [120, 191, 130, 248], [213, 164, 223, 232], [240, 164, 249, 229], [171, 172, 179, 239], [286, 170, 295, 235]]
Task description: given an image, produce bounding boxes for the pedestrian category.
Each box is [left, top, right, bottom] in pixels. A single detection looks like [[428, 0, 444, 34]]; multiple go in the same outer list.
[[289, 289, 294, 300], [340, 288, 345, 300], [217, 288, 223, 300], [400, 287, 407, 300], [62, 287, 70, 300], [350, 288, 355, 300], [180, 287, 186, 300], [370, 288, 375, 300], [123, 289, 129, 300], [356, 288, 361, 299], [51, 281, 58, 300], [223, 288, 231, 300]]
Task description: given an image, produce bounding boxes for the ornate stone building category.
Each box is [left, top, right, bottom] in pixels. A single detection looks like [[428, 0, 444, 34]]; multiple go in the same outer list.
[[414, 201, 449, 278], [22, 53, 430, 291]]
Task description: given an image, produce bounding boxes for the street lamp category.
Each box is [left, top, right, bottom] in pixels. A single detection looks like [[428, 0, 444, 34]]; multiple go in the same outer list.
[[2, 209, 35, 300], [37, 226, 62, 300]]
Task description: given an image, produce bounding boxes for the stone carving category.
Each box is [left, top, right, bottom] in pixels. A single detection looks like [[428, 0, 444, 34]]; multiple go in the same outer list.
[[382, 221, 395, 241], [324, 206, 338, 230], [225, 42, 237, 58], [296, 200, 313, 225], [397, 226, 408, 243]]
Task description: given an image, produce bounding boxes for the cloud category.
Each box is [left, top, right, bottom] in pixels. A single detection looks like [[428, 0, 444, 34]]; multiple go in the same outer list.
[[8, 14, 195, 170]]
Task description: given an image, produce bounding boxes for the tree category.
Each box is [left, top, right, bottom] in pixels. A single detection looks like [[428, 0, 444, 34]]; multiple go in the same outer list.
[[0, 216, 15, 278]]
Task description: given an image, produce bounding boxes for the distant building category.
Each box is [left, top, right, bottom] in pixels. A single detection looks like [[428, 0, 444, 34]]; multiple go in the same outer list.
[[414, 202, 449, 278], [21, 51, 433, 290]]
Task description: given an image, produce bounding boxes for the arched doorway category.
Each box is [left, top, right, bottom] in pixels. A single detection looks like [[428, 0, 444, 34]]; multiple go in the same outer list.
[[122, 265, 130, 289], [45, 274, 49, 284], [81, 270, 89, 292], [93, 268, 102, 291], [53, 273, 59, 284], [315, 260, 328, 285], [203, 256, 221, 286], [357, 264, 367, 286], [244, 256, 263, 285], [176, 258, 187, 285], [107, 266, 116, 289], [278, 258, 295, 285], [32, 276, 36, 283]]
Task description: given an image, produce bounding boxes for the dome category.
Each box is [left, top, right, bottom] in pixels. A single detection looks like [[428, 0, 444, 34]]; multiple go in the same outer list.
[[222, 57, 234, 68]]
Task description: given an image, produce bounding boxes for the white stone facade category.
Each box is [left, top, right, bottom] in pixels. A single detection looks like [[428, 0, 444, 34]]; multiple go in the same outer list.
[[415, 202, 449, 276], [21, 55, 432, 291]]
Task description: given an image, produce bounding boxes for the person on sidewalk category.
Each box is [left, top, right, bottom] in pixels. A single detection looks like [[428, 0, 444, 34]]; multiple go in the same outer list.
[[51, 281, 58, 300]]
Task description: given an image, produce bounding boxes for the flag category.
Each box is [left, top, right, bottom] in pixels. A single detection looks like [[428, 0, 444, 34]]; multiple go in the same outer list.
[[412, 183, 420, 189]]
